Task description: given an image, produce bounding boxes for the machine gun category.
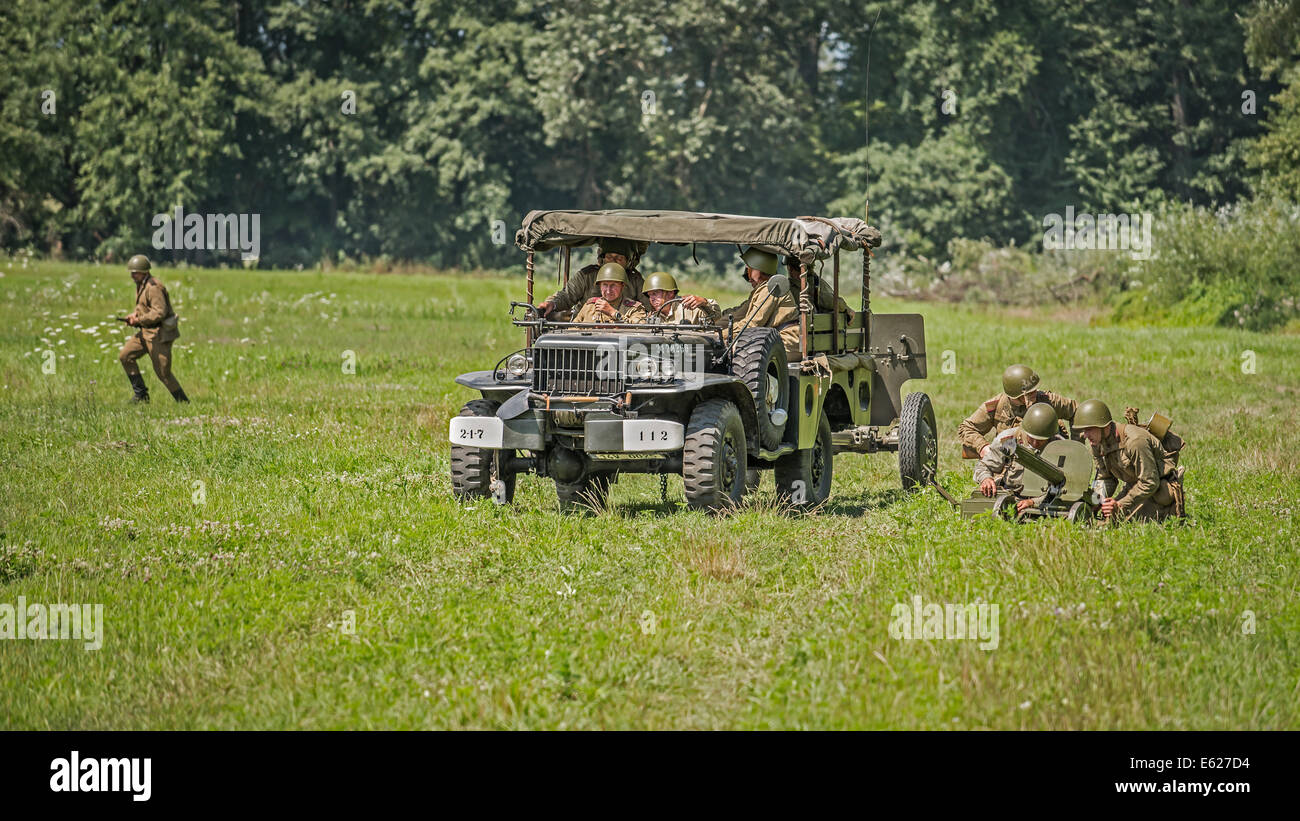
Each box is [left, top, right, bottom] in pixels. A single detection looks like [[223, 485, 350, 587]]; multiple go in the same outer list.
[[959, 438, 1101, 523]]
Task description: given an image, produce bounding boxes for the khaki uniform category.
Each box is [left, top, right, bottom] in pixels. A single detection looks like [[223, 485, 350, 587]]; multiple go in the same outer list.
[[571, 296, 648, 324], [647, 299, 720, 325], [957, 390, 1078, 458], [544, 264, 647, 315], [1093, 423, 1182, 521], [119, 275, 183, 393], [973, 427, 1063, 504], [722, 279, 801, 360]]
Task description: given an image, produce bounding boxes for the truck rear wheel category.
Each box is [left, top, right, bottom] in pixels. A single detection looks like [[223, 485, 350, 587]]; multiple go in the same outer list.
[[731, 327, 789, 450], [898, 391, 938, 490], [683, 398, 748, 511], [450, 399, 516, 503], [774, 410, 833, 508]]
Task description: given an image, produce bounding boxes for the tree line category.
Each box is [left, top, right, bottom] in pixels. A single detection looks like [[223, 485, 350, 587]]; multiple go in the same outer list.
[[1, 0, 1297, 269]]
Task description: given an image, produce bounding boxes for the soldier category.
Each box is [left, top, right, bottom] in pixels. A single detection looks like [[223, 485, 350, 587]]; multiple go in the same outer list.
[[957, 364, 1078, 459], [537, 237, 647, 318], [118, 254, 188, 403], [1073, 399, 1185, 522], [642, 271, 720, 324], [714, 247, 801, 359], [571, 263, 648, 324], [973, 402, 1065, 515]]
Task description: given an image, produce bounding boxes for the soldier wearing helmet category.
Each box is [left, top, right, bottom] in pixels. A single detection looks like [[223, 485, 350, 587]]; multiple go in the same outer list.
[[1074, 399, 1185, 522], [537, 237, 648, 318], [643, 271, 719, 324], [957, 364, 1078, 459], [118, 254, 188, 403], [973, 402, 1065, 515], [717, 247, 800, 359], [570, 263, 648, 324]]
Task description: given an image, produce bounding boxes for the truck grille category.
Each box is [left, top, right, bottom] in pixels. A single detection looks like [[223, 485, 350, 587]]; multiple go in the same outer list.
[[532, 345, 624, 395]]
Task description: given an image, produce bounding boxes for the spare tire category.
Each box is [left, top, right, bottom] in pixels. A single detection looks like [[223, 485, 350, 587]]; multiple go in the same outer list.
[[730, 327, 790, 450]]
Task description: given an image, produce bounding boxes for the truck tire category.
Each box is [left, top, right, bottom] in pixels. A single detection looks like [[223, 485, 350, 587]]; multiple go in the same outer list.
[[731, 327, 789, 450], [556, 473, 612, 513], [898, 391, 938, 491], [683, 398, 748, 511], [450, 399, 517, 503], [774, 410, 833, 508]]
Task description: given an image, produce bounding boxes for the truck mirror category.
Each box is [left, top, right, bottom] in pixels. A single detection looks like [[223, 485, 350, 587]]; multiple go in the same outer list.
[[767, 274, 790, 297]]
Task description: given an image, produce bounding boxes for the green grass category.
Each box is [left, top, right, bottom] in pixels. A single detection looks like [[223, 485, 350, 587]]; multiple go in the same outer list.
[[1, 259, 1297, 729]]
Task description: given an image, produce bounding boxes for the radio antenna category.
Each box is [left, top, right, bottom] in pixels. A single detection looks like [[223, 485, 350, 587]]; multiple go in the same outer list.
[[864, 7, 881, 225]]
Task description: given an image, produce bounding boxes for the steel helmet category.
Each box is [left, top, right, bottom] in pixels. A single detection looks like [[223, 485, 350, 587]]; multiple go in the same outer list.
[[740, 246, 779, 278], [1002, 364, 1040, 399], [644, 271, 679, 293], [1073, 399, 1113, 429], [127, 254, 152, 273], [595, 262, 629, 284], [597, 237, 637, 262], [1021, 402, 1059, 439]]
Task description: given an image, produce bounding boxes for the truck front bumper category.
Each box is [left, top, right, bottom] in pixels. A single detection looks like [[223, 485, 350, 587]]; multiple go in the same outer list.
[[449, 411, 683, 454]]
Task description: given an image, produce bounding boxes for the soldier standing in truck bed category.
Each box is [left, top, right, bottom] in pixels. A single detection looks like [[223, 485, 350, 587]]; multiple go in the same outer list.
[[537, 238, 647, 318], [957, 364, 1077, 459]]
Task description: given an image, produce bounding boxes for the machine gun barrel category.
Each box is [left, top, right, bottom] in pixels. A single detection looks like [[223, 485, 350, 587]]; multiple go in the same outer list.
[[1005, 440, 1067, 487]]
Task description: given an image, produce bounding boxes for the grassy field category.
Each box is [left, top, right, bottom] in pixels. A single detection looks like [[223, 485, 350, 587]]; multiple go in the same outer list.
[[1, 258, 1297, 729]]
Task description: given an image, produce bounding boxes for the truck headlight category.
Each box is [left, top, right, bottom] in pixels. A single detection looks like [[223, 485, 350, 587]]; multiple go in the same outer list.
[[628, 356, 658, 379], [506, 353, 530, 377], [659, 359, 676, 380]]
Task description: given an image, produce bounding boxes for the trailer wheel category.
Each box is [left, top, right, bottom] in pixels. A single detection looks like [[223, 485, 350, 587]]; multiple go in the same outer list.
[[451, 399, 516, 504], [898, 391, 938, 490]]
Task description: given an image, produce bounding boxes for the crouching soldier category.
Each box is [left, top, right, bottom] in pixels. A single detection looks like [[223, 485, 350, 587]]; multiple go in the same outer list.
[[973, 402, 1064, 516], [958, 364, 1077, 459], [1073, 399, 1185, 522], [118, 254, 188, 403], [571, 263, 648, 324]]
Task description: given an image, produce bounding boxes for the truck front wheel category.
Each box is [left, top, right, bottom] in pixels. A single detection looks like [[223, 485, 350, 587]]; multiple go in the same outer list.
[[683, 399, 748, 511], [450, 399, 517, 504]]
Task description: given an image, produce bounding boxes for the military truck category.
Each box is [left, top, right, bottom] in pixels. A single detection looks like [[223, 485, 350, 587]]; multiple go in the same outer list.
[[448, 209, 935, 512]]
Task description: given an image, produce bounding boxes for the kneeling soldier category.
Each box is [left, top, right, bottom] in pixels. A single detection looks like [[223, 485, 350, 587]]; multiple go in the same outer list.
[[571, 263, 648, 324], [1073, 399, 1185, 522], [973, 402, 1064, 516], [958, 364, 1077, 459], [118, 254, 188, 403]]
